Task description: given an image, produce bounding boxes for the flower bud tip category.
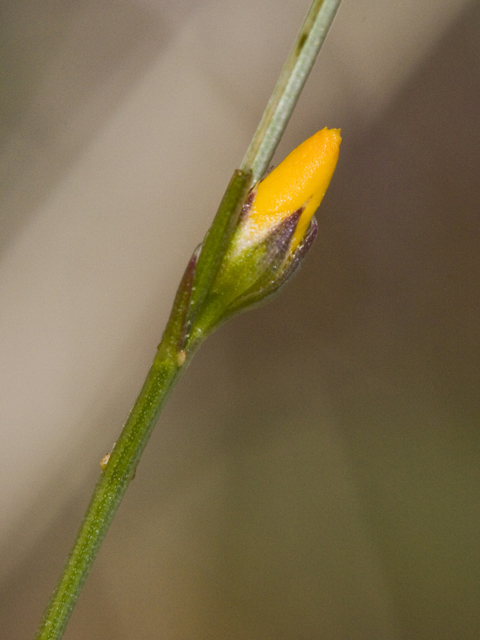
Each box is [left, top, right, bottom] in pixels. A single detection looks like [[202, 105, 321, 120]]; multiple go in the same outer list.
[[244, 127, 341, 251]]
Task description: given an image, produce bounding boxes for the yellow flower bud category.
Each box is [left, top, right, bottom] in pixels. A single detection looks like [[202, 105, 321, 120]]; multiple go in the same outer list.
[[241, 127, 341, 251], [187, 128, 341, 339]]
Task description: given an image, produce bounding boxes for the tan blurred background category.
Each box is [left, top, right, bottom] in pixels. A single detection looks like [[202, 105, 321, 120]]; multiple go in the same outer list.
[[1, 0, 480, 638]]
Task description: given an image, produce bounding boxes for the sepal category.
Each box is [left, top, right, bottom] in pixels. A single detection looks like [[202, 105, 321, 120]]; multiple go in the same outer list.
[[186, 210, 318, 343]]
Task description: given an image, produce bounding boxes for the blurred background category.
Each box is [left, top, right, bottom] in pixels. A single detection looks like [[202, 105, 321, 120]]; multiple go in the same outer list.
[[1, 0, 479, 638]]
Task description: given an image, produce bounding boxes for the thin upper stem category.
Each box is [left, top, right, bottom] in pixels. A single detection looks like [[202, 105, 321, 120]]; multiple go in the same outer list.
[[241, 0, 342, 182]]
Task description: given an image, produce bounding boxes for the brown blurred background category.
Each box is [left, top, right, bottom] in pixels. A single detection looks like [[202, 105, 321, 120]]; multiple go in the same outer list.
[[1, 0, 480, 638]]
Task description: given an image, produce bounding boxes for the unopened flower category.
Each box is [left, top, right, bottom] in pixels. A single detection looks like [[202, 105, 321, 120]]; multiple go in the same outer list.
[[236, 127, 341, 253], [188, 128, 341, 339]]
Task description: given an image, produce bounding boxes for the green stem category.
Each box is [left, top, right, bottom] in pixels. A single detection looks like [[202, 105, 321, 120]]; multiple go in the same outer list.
[[241, 0, 342, 182], [34, 166, 253, 640], [34, 1, 341, 638], [35, 357, 182, 640]]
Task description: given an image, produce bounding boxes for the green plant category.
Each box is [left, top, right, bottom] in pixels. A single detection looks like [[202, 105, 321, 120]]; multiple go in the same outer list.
[[34, 1, 342, 638]]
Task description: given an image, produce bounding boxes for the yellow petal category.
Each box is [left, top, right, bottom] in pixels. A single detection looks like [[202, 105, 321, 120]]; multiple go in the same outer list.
[[246, 127, 341, 250]]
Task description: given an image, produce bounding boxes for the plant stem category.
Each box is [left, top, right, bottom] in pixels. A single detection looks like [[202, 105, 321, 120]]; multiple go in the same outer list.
[[35, 357, 182, 640], [241, 0, 342, 182], [34, 172, 252, 640], [34, 1, 341, 638]]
